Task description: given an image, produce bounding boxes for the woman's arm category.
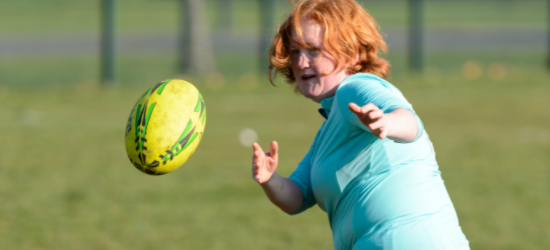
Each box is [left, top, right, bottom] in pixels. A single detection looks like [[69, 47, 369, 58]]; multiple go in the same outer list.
[[348, 103, 418, 143], [252, 142, 303, 213]]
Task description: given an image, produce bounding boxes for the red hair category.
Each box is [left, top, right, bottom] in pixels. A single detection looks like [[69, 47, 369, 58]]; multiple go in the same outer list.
[[268, 0, 390, 92]]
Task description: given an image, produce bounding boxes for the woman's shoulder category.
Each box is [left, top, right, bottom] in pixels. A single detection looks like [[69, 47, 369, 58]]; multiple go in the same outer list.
[[336, 73, 388, 103], [337, 73, 392, 95], [334, 73, 410, 113]]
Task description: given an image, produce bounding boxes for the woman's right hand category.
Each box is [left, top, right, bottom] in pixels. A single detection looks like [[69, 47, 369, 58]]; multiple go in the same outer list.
[[252, 141, 279, 184]]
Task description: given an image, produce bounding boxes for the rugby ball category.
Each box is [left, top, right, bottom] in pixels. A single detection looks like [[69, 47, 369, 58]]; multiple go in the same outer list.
[[125, 79, 206, 175]]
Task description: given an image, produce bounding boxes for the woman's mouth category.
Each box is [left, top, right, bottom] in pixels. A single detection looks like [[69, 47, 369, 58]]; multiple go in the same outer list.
[[301, 74, 316, 81]]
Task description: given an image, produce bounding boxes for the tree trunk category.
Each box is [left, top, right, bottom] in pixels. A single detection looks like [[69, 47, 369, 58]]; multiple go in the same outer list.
[[408, 0, 425, 73], [259, 0, 275, 74], [179, 0, 215, 75], [218, 0, 232, 32], [101, 0, 116, 86]]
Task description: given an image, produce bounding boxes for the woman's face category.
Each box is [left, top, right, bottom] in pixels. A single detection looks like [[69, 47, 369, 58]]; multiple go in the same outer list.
[[290, 18, 349, 103]]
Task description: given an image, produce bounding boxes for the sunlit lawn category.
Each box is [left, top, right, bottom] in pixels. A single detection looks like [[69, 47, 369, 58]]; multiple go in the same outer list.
[[0, 52, 549, 249]]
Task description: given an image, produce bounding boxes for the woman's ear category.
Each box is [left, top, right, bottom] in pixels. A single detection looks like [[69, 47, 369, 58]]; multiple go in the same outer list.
[[352, 53, 359, 66], [346, 53, 360, 74]]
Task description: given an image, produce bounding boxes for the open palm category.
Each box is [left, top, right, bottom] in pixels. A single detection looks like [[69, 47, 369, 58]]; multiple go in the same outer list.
[[251, 141, 279, 184]]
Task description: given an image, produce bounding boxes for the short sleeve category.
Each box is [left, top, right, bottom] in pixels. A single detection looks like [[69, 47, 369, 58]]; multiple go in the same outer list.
[[336, 74, 424, 142], [287, 140, 318, 215]]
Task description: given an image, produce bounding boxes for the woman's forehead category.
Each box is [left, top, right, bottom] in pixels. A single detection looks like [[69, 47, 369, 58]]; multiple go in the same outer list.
[[290, 19, 325, 47]]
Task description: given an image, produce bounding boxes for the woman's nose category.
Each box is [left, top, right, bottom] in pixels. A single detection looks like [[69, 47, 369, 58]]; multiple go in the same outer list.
[[297, 53, 310, 69]]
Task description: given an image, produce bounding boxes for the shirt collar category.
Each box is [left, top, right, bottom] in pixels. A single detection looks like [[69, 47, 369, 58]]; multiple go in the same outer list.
[[318, 96, 334, 120]]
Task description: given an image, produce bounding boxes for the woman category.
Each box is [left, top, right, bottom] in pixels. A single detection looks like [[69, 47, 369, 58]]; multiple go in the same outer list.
[[251, 0, 469, 249]]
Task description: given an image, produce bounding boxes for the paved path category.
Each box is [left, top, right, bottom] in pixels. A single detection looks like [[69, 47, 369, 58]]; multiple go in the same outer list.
[[0, 27, 546, 58]]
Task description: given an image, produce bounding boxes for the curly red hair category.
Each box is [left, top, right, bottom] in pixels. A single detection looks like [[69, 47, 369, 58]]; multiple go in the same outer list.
[[268, 0, 390, 92]]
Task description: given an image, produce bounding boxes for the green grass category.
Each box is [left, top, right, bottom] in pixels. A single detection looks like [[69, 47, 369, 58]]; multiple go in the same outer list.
[[0, 59, 549, 249]]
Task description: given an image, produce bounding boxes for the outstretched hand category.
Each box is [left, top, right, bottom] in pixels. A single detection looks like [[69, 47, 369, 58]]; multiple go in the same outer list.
[[252, 141, 279, 184], [348, 103, 392, 140]]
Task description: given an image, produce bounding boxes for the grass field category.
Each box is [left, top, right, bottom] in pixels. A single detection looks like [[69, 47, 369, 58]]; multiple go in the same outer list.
[[1, 60, 549, 250], [1, 0, 550, 249]]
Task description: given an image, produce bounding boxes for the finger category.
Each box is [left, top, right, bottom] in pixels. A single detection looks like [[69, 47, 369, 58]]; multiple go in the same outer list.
[[371, 123, 388, 139], [254, 150, 264, 162], [270, 141, 279, 161], [252, 161, 265, 177], [368, 119, 385, 132], [348, 103, 361, 114], [378, 129, 388, 140], [368, 109, 384, 120], [252, 143, 264, 158], [252, 171, 260, 182], [360, 103, 378, 114], [252, 142, 263, 153]]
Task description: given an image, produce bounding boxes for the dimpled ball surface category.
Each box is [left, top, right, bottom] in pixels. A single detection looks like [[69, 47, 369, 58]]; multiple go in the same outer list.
[[125, 79, 206, 175]]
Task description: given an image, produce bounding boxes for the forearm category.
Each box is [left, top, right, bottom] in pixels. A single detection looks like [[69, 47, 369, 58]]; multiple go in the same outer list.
[[260, 172, 303, 213], [386, 108, 418, 143]]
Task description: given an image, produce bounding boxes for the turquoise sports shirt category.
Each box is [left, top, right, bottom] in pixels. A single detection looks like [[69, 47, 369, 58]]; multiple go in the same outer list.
[[288, 73, 469, 249]]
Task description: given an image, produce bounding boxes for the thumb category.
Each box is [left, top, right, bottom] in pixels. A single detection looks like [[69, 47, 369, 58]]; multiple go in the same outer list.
[[270, 141, 279, 161], [348, 103, 362, 115]]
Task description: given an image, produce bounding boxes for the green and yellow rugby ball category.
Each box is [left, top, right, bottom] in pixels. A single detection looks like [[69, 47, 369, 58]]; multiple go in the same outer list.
[[125, 79, 206, 175]]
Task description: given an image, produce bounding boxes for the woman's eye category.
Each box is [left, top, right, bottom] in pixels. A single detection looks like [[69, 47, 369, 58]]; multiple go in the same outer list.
[[290, 49, 300, 55], [308, 49, 320, 56]]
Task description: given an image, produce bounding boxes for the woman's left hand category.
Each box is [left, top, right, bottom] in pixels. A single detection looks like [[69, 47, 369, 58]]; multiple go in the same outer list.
[[349, 103, 418, 142], [348, 103, 392, 139]]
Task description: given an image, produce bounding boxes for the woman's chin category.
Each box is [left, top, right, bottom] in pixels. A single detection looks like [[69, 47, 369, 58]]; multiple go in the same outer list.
[[301, 91, 317, 100], [299, 86, 322, 102], [306, 94, 324, 103]]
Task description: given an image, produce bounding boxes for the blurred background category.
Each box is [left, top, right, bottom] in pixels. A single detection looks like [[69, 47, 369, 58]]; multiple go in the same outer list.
[[0, 0, 549, 249]]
